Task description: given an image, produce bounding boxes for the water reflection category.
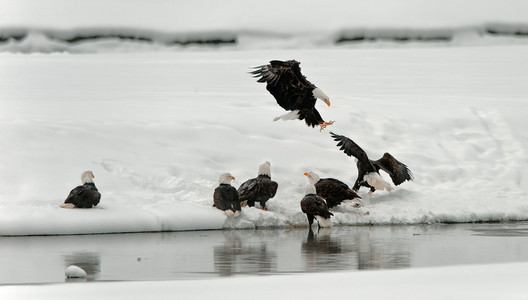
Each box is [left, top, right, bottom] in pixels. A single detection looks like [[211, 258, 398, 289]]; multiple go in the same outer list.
[[214, 231, 277, 276], [1, 223, 528, 284], [301, 227, 410, 272], [302, 228, 348, 271]]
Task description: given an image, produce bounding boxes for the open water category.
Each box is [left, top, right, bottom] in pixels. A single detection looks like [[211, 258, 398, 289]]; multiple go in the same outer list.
[[1, 223, 528, 285]]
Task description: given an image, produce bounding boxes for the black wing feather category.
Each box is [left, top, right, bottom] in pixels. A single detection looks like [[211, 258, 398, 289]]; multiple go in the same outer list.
[[301, 194, 333, 219], [237, 178, 258, 202], [330, 132, 377, 173], [214, 184, 240, 212], [64, 183, 101, 208], [372, 153, 414, 185], [315, 178, 361, 208], [251, 60, 317, 111], [237, 175, 278, 207]]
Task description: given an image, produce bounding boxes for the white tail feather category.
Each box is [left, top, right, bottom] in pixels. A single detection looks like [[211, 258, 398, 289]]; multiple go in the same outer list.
[[314, 216, 333, 228], [224, 210, 235, 217], [364, 172, 393, 191], [274, 110, 300, 121], [233, 210, 241, 217], [60, 203, 76, 209]]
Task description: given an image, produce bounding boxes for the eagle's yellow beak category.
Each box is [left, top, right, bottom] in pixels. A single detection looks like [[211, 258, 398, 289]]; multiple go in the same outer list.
[[303, 172, 309, 177], [324, 99, 331, 107], [231, 176, 235, 180]]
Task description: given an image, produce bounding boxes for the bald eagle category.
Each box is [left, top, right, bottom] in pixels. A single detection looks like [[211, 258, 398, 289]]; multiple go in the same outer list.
[[61, 170, 101, 209], [330, 132, 413, 196], [300, 183, 333, 228], [237, 161, 278, 210], [304, 171, 362, 208], [251, 60, 334, 130], [213, 173, 241, 217]]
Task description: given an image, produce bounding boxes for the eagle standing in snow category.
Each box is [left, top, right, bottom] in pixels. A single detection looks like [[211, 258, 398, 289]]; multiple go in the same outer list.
[[304, 171, 362, 208], [251, 60, 334, 130], [330, 132, 413, 196], [213, 173, 241, 217], [61, 170, 101, 208], [237, 161, 278, 210]]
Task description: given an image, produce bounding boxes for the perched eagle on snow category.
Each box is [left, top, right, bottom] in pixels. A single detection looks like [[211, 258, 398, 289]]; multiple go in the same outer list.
[[251, 60, 334, 130], [237, 161, 278, 210], [304, 171, 362, 208], [213, 172, 241, 217], [300, 183, 333, 228], [61, 170, 101, 208], [330, 132, 413, 196]]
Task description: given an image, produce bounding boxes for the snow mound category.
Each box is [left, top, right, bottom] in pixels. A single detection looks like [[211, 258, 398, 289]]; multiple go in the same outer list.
[[65, 265, 87, 278]]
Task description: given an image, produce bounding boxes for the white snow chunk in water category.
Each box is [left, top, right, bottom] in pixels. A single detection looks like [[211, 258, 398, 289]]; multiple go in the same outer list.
[[65, 265, 87, 278]]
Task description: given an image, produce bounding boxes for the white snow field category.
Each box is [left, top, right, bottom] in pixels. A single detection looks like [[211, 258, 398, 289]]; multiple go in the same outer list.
[[1, 45, 527, 235]]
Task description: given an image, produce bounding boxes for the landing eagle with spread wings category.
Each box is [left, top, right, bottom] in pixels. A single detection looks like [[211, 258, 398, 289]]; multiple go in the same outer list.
[[330, 132, 413, 196], [251, 60, 334, 130]]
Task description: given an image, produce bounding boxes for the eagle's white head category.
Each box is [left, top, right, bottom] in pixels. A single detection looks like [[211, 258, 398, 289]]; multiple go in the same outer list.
[[304, 183, 317, 196], [312, 87, 330, 107], [258, 161, 271, 177], [218, 172, 235, 185], [303, 171, 320, 185], [81, 170, 95, 184]]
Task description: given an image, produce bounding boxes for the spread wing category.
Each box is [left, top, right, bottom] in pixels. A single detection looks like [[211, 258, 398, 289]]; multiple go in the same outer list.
[[330, 132, 376, 173], [251, 60, 316, 111], [372, 153, 414, 185]]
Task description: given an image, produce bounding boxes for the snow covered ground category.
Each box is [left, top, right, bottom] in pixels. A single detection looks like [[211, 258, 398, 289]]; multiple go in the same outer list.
[[1, 45, 528, 235]]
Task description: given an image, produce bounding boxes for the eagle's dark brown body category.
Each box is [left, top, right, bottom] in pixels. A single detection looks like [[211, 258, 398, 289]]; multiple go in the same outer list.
[[213, 183, 241, 215], [251, 60, 331, 128], [64, 182, 101, 208], [300, 192, 333, 228], [238, 174, 278, 210], [314, 178, 361, 208]]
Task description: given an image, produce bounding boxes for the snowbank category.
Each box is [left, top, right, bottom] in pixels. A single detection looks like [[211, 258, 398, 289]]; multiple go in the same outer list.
[[1, 45, 527, 235], [1, 262, 527, 300]]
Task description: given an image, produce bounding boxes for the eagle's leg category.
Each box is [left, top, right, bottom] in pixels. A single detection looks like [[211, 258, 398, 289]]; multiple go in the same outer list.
[[318, 121, 335, 131], [307, 214, 314, 227]]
